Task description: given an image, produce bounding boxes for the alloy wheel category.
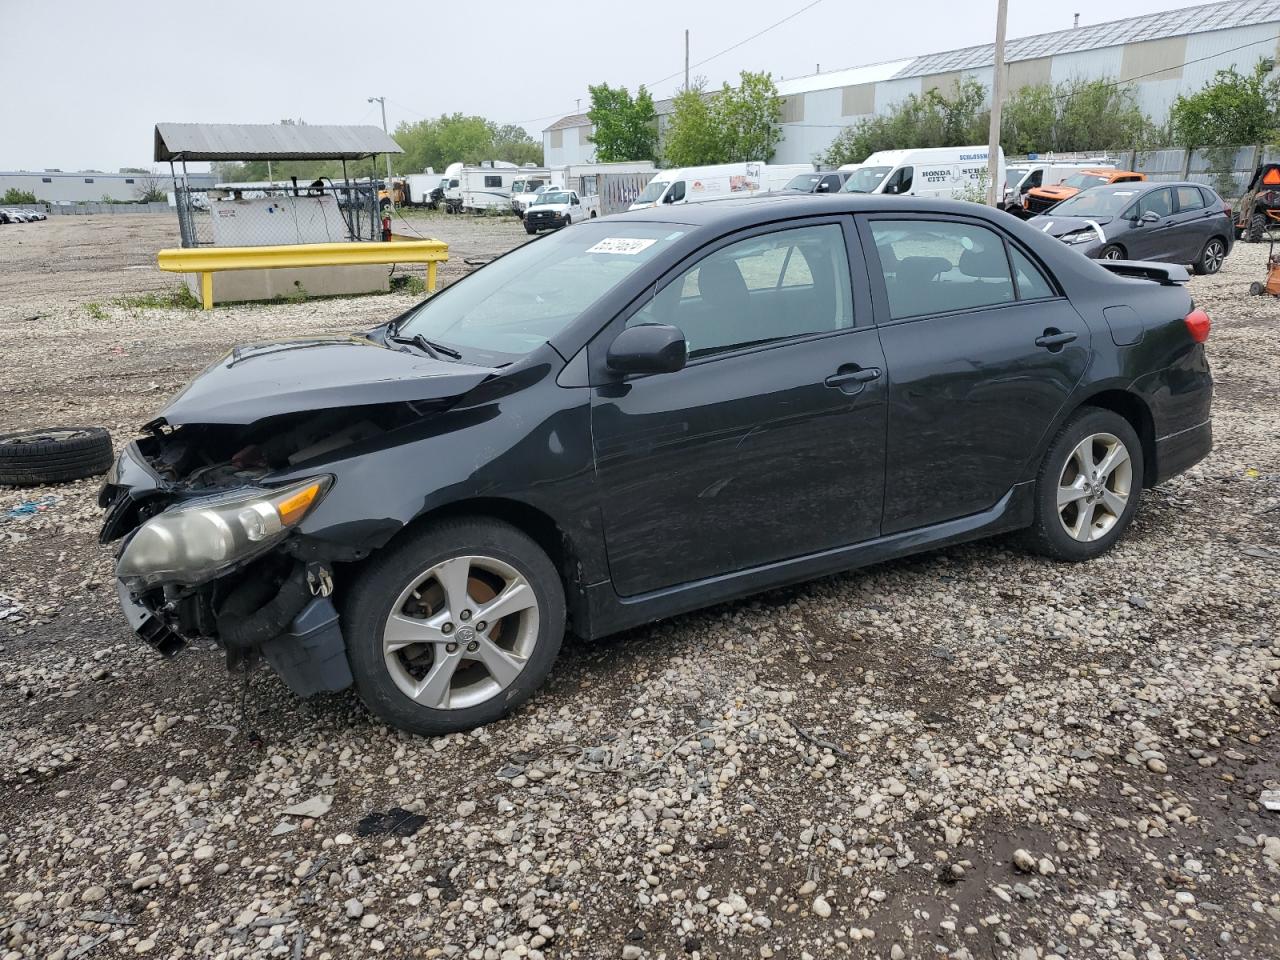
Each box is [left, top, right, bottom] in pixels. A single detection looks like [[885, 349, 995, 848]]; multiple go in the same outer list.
[[382, 555, 540, 710], [1202, 240, 1225, 274], [1102, 247, 1123, 260], [1056, 432, 1133, 542]]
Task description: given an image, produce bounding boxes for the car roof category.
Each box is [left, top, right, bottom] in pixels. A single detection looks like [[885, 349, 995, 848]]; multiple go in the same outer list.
[[609, 193, 1026, 228]]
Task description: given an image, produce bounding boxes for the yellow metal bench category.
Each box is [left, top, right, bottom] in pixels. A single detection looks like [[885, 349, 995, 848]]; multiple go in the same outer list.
[[157, 240, 449, 310]]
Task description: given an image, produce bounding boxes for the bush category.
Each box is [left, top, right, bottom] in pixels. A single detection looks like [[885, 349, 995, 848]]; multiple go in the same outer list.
[[2, 188, 37, 205]]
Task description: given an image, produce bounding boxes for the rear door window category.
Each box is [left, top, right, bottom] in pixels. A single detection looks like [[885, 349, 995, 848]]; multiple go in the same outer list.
[[869, 219, 1015, 319], [1175, 186, 1205, 212], [1010, 247, 1055, 300]]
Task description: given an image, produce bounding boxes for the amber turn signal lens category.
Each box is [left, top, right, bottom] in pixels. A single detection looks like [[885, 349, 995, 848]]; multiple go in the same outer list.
[[275, 482, 323, 527]]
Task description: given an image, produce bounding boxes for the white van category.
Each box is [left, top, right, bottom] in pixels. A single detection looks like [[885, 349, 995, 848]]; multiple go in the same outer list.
[[839, 146, 1005, 200], [629, 162, 814, 210]]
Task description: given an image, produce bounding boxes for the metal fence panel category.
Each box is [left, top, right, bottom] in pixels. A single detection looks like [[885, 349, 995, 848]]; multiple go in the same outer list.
[[173, 182, 380, 248]]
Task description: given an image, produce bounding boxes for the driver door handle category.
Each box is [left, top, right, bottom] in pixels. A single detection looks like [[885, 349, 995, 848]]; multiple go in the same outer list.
[[1035, 329, 1078, 351], [825, 365, 881, 392]]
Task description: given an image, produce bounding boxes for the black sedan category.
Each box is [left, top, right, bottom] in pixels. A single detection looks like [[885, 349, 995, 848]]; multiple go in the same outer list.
[[100, 195, 1214, 735], [1029, 181, 1233, 274]]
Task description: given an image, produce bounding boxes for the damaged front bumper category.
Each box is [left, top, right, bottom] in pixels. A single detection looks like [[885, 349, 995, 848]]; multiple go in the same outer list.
[[102, 441, 353, 698]]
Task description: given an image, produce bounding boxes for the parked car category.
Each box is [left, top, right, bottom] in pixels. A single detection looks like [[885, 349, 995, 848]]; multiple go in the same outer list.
[[1030, 181, 1232, 274], [782, 171, 848, 194], [523, 189, 586, 233], [1023, 168, 1145, 215], [1234, 162, 1280, 241], [24, 208, 47, 221], [101, 194, 1213, 735], [840, 145, 1005, 200]]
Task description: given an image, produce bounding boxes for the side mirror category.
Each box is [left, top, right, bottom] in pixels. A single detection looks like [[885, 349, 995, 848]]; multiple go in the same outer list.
[[1141, 210, 1160, 224], [606, 324, 687, 376]]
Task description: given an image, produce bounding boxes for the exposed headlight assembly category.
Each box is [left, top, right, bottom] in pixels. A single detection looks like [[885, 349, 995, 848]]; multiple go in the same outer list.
[[1060, 230, 1095, 245], [117, 478, 331, 585]]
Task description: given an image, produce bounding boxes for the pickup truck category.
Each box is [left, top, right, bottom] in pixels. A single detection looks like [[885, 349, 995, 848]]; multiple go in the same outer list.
[[523, 189, 597, 234]]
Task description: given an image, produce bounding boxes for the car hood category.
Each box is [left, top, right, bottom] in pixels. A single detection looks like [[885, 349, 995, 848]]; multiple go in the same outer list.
[[1029, 185, 1081, 201], [1028, 215, 1115, 239], [155, 334, 497, 426]]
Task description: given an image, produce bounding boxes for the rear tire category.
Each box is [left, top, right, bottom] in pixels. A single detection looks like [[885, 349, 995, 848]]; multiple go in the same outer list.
[[1247, 213, 1267, 242], [1251, 281, 1266, 296], [1021, 408, 1143, 562], [1099, 244, 1125, 261], [1192, 237, 1226, 275], [345, 517, 565, 736], [0, 427, 114, 486]]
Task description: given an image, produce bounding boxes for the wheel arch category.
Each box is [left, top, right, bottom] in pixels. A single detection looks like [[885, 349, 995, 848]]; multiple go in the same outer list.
[[1074, 388, 1158, 487], [351, 496, 591, 633]]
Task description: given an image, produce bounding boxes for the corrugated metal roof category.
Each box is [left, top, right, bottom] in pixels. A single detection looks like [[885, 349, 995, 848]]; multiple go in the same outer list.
[[891, 0, 1280, 79], [154, 123, 403, 162]]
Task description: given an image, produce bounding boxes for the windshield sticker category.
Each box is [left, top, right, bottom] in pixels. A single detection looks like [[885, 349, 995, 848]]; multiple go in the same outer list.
[[587, 237, 659, 256], [1112, 191, 1135, 197]]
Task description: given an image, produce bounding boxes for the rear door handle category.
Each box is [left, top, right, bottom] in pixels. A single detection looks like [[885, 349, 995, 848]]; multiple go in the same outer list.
[[1035, 329, 1078, 351], [825, 366, 882, 392]]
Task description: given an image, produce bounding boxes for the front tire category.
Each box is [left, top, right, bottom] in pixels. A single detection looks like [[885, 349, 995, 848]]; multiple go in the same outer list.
[[1022, 408, 1144, 562], [525, 225, 537, 235], [1193, 237, 1226, 275], [1099, 244, 1125, 261], [345, 518, 565, 735]]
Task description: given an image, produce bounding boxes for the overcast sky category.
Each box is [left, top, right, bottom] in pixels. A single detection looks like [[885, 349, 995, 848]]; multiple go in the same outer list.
[[1, 0, 1211, 172]]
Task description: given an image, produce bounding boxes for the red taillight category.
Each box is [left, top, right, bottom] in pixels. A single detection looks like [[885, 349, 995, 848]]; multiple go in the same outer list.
[[1185, 308, 1211, 343]]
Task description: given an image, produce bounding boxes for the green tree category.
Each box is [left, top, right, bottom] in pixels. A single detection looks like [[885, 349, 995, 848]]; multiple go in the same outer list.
[[1169, 60, 1280, 148], [1052, 78, 1153, 151], [586, 83, 658, 162], [713, 70, 784, 162], [999, 84, 1057, 155], [393, 114, 542, 173], [2, 188, 37, 204], [662, 81, 721, 166], [822, 77, 989, 165]]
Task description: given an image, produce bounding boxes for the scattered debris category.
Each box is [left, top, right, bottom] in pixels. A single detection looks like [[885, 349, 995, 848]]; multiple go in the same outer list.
[[2, 495, 59, 522], [1262, 789, 1280, 811], [356, 807, 429, 837], [282, 795, 333, 818]]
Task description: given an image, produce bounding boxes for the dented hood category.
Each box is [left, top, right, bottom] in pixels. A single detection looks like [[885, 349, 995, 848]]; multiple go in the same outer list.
[[156, 335, 496, 425], [1029, 215, 1115, 239]]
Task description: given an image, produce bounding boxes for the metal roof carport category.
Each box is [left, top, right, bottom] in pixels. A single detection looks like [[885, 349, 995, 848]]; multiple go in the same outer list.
[[153, 123, 402, 162]]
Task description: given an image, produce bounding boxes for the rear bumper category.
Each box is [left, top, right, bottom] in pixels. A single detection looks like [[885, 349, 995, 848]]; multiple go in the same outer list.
[[1151, 419, 1212, 486]]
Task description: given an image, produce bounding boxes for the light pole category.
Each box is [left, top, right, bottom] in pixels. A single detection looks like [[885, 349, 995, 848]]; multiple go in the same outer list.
[[986, 0, 1008, 206], [368, 96, 394, 213]]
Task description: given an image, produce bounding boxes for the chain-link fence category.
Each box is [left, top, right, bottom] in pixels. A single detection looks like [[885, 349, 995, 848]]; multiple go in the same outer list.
[[173, 180, 380, 248]]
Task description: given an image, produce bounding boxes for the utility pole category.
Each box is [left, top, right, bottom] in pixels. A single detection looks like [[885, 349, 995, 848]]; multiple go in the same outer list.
[[684, 29, 690, 90], [368, 95, 394, 212], [986, 0, 1008, 206]]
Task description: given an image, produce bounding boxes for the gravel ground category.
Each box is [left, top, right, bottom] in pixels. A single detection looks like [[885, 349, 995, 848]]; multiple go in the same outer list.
[[1, 215, 1278, 960]]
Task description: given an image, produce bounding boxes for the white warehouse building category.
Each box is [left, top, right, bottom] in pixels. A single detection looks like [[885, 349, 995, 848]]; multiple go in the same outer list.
[[543, 0, 1280, 166], [0, 169, 217, 203]]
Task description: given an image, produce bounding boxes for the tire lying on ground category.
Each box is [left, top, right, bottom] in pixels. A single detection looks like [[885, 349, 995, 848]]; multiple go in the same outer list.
[[0, 427, 114, 486]]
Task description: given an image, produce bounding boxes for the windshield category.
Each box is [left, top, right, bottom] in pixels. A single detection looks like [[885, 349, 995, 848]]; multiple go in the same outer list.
[[511, 179, 527, 193], [841, 166, 892, 193], [1060, 173, 1110, 190], [1050, 188, 1141, 217], [534, 191, 570, 205], [1006, 169, 1029, 189], [785, 174, 822, 191], [396, 223, 683, 364], [635, 179, 669, 203]]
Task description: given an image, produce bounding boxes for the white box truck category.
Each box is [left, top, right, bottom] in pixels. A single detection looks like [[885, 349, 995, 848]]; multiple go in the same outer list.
[[839, 146, 1005, 200], [628, 162, 814, 210]]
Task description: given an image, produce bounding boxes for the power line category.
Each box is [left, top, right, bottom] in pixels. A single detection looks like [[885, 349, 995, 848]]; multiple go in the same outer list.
[[645, 0, 828, 92], [507, 0, 829, 127]]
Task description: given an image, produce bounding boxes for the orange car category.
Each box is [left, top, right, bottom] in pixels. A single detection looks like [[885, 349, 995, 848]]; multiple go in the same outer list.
[[1024, 168, 1146, 215]]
